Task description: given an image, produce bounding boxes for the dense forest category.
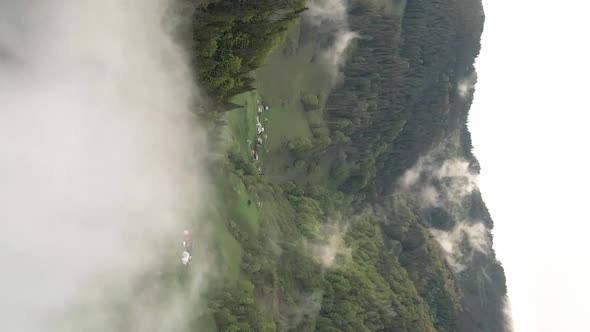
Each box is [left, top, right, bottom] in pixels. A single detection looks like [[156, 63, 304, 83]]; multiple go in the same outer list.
[[184, 0, 509, 331]]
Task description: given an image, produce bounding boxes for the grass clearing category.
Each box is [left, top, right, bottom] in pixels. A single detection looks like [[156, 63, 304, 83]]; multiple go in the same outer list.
[[255, 24, 334, 103], [254, 22, 337, 180], [208, 92, 264, 282], [222, 171, 259, 236], [257, 183, 299, 239], [227, 91, 258, 158], [206, 205, 242, 281], [263, 103, 311, 151], [219, 92, 261, 239], [225, 92, 264, 236]]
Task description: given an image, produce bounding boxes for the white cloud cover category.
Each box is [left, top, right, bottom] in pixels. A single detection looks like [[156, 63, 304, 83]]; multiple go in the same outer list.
[[470, 1, 590, 331], [0, 1, 211, 331]]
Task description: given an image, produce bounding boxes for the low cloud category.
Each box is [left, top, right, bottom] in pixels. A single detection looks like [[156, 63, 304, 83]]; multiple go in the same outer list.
[[304, 221, 351, 269], [431, 222, 491, 273], [399, 156, 479, 209], [435, 159, 479, 203], [398, 154, 486, 273], [0, 0, 211, 331], [458, 72, 478, 98], [324, 31, 358, 78], [306, 0, 348, 24], [305, 0, 358, 80]]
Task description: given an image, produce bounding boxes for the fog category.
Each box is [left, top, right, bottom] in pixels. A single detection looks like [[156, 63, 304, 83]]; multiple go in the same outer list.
[[398, 155, 479, 209], [0, 1, 210, 331], [397, 154, 490, 274], [431, 221, 490, 273], [305, 219, 351, 269], [305, 0, 357, 80]]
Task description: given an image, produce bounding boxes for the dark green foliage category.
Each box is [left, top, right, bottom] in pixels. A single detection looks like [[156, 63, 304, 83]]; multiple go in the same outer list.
[[316, 211, 438, 332], [209, 280, 275, 332], [287, 137, 314, 154], [318, 0, 488, 202], [191, 0, 307, 104], [330, 163, 351, 184], [301, 94, 321, 111], [331, 130, 350, 144]]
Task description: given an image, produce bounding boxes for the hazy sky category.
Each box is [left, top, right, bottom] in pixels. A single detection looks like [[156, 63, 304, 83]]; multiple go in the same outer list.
[[469, 1, 590, 331]]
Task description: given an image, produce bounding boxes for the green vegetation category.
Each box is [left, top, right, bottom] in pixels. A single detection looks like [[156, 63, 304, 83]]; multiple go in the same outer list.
[[226, 91, 259, 156], [301, 94, 321, 111], [191, 0, 307, 104], [186, 0, 508, 331], [353, 0, 407, 16]]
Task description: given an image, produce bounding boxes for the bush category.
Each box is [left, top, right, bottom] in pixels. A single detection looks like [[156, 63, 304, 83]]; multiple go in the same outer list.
[[306, 160, 320, 175], [294, 159, 307, 171], [301, 94, 321, 111], [313, 134, 332, 150], [287, 137, 313, 152], [331, 163, 351, 183], [332, 130, 351, 144]]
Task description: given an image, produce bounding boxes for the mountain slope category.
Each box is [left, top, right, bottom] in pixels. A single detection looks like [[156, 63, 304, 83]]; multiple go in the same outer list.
[[189, 0, 509, 331]]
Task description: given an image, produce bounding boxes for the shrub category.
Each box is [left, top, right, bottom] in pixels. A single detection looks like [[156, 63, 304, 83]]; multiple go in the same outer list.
[[301, 94, 321, 111]]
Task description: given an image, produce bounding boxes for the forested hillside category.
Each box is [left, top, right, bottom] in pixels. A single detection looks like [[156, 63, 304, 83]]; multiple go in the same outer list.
[[187, 0, 509, 331]]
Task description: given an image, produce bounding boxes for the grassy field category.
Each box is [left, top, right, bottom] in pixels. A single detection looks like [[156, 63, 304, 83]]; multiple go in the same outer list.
[[227, 91, 259, 158], [221, 171, 259, 236], [255, 24, 334, 107], [191, 90, 262, 288], [224, 92, 265, 237], [254, 22, 336, 180], [205, 204, 242, 280]]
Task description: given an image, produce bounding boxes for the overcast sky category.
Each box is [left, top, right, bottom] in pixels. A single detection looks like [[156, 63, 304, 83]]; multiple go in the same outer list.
[[468, 1, 590, 331]]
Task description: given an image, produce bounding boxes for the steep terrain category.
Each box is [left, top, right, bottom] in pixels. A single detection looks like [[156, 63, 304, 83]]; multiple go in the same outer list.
[[188, 0, 509, 331]]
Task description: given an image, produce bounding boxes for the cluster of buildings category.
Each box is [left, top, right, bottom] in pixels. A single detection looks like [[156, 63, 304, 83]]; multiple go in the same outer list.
[[251, 101, 269, 173]]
